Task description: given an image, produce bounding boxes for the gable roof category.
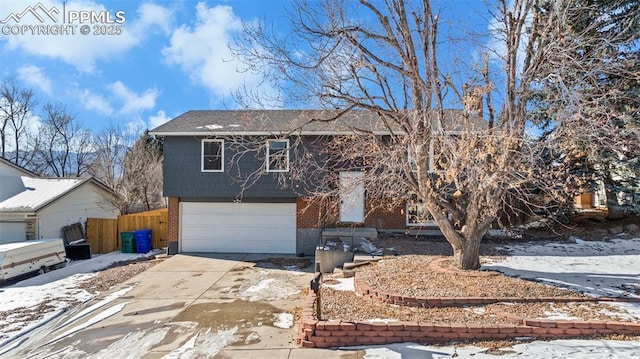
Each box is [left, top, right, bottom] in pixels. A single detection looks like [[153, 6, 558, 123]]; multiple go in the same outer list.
[[0, 177, 114, 213], [0, 157, 38, 178], [149, 109, 482, 136]]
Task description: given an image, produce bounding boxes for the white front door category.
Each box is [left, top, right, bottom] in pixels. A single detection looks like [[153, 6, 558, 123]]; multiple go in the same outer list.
[[339, 172, 365, 223]]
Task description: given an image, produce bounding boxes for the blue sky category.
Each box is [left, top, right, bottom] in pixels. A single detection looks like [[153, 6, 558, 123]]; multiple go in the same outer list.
[[0, 0, 487, 134]]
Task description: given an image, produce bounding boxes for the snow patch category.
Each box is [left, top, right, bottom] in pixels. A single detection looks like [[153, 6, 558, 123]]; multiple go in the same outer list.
[[484, 238, 640, 322], [59, 286, 133, 329], [273, 313, 294, 329], [162, 328, 236, 359], [323, 277, 355, 291], [51, 302, 128, 343], [91, 326, 169, 359], [0, 273, 94, 312], [196, 124, 223, 130], [244, 331, 260, 344], [0, 251, 156, 341], [240, 275, 300, 301], [465, 306, 487, 315]]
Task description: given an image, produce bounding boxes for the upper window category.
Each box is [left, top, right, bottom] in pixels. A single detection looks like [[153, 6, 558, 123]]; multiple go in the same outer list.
[[202, 139, 224, 172], [266, 139, 289, 172]]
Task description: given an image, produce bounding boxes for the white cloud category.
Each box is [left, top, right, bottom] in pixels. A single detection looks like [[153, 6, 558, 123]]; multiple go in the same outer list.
[[125, 117, 148, 135], [162, 3, 260, 100], [486, 1, 530, 77], [0, 1, 173, 72], [16, 65, 53, 94], [133, 3, 173, 35], [106, 81, 159, 114], [148, 110, 171, 129], [80, 89, 114, 115]]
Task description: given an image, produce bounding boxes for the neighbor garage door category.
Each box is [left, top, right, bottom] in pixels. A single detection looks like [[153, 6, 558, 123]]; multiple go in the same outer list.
[[180, 202, 296, 253]]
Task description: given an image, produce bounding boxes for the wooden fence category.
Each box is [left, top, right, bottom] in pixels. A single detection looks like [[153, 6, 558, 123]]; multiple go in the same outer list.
[[85, 208, 168, 254]]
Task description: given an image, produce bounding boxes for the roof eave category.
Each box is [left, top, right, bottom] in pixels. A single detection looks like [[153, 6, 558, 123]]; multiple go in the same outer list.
[[149, 130, 406, 136]]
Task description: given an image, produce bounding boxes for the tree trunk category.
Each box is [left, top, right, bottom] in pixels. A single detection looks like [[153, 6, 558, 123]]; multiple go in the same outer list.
[[603, 170, 626, 220], [605, 188, 625, 219], [452, 236, 482, 270]]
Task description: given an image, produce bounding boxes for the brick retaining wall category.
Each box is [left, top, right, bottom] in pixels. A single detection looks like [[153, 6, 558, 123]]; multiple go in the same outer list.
[[298, 290, 640, 348], [297, 281, 640, 348]]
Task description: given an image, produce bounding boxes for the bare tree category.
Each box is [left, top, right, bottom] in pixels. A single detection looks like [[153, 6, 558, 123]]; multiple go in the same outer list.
[[38, 103, 94, 177], [121, 131, 164, 213], [89, 124, 130, 190], [0, 79, 40, 168], [232, 0, 638, 269], [89, 127, 164, 214]]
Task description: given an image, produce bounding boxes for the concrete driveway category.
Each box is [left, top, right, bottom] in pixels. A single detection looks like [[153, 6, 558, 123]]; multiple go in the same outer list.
[[6, 253, 363, 358]]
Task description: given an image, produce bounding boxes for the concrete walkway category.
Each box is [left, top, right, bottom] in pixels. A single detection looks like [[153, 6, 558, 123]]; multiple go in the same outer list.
[[6, 253, 364, 358]]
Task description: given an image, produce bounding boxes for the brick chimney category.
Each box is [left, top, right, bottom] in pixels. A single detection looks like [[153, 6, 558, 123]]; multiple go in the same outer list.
[[463, 85, 483, 117]]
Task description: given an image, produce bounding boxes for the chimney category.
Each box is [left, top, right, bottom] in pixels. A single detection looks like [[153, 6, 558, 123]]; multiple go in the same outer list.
[[463, 85, 483, 117]]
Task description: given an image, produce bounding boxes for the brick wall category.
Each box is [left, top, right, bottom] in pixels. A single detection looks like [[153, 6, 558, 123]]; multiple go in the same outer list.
[[297, 197, 408, 230], [297, 198, 320, 229], [365, 199, 406, 229], [167, 197, 179, 242], [297, 197, 339, 229], [297, 289, 640, 348]]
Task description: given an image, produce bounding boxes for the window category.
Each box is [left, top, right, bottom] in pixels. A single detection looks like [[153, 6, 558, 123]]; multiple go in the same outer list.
[[406, 201, 435, 226], [202, 139, 224, 172], [266, 139, 289, 172]]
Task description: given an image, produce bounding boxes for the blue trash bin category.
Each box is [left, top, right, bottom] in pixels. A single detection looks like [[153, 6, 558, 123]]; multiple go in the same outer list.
[[133, 229, 152, 253]]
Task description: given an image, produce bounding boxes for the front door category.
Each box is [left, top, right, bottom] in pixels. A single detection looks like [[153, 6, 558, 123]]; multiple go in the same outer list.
[[339, 171, 365, 223]]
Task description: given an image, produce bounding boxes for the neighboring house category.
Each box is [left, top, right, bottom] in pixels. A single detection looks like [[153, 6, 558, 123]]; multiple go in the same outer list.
[[574, 184, 607, 210], [0, 158, 120, 244], [151, 110, 472, 256]]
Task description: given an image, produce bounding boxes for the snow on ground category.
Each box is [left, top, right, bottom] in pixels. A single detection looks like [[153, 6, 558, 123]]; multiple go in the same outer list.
[[239, 272, 300, 301], [351, 340, 640, 358], [483, 237, 640, 303], [161, 327, 237, 359], [0, 251, 158, 344], [323, 277, 356, 291], [273, 313, 294, 329], [343, 236, 640, 358], [50, 301, 129, 344]]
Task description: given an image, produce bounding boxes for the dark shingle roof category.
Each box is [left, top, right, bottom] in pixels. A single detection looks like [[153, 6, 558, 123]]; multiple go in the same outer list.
[[149, 109, 484, 136]]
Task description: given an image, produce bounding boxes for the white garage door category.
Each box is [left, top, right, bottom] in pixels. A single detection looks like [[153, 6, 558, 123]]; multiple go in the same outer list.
[[180, 202, 296, 254], [0, 221, 26, 244]]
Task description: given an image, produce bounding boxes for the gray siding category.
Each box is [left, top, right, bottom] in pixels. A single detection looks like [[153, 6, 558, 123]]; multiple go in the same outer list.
[[163, 136, 298, 199]]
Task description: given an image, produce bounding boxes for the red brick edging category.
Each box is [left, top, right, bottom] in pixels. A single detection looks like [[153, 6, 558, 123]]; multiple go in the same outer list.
[[297, 282, 640, 348]]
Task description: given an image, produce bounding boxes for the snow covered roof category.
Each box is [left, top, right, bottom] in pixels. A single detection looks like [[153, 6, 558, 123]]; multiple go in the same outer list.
[[0, 176, 90, 213]]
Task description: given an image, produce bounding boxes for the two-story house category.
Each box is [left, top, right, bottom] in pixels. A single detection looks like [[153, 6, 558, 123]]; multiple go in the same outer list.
[[151, 110, 469, 256]]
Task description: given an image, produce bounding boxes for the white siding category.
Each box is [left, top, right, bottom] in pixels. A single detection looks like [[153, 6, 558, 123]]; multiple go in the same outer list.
[[37, 183, 119, 239]]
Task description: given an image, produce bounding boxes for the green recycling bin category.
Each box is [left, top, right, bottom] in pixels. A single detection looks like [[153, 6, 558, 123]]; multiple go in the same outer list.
[[120, 232, 135, 253]]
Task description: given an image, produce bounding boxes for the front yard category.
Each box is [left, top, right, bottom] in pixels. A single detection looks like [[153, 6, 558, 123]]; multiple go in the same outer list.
[[301, 215, 640, 355]]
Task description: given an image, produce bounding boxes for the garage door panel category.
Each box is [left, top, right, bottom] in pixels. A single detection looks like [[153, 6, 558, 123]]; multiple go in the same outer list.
[[182, 238, 294, 253], [180, 202, 296, 254]]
